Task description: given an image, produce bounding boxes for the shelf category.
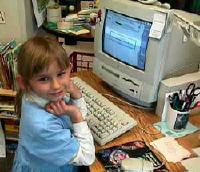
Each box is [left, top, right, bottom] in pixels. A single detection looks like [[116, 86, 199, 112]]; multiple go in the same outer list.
[[0, 88, 19, 143], [0, 114, 18, 120], [5, 136, 19, 142], [0, 89, 17, 120], [0, 88, 16, 97]]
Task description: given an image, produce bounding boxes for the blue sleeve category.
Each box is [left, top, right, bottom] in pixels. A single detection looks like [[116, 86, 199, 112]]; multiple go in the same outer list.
[[20, 102, 80, 166]]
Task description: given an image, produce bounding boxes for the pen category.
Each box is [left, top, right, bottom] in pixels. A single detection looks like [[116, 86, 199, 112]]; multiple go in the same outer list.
[[183, 102, 190, 111], [181, 102, 186, 111], [172, 93, 179, 107], [179, 89, 183, 100]]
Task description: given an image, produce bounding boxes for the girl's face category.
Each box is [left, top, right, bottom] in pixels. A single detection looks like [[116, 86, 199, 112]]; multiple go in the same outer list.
[[28, 61, 71, 102]]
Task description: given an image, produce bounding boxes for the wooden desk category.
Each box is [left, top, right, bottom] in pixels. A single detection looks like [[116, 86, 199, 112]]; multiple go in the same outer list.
[[72, 71, 200, 172], [42, 22, 94, 45]]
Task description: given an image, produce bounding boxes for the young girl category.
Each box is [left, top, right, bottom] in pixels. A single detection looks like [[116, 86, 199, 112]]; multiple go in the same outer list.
[[12, 36, 95, 172]]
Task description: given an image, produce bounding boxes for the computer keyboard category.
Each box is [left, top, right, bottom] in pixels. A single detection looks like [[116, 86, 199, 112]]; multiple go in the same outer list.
[[72, 77, 137, 145]]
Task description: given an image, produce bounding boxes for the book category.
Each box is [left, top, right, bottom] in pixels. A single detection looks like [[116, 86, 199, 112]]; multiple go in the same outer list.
[[0, 122, 6, 157], [96, 140, 168, 172], [0, 40, 19, 90], [68, 25, 90, 35]]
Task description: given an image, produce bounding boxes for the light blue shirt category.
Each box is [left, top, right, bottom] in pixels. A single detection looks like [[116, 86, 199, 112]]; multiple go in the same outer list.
[[12, 96, 81, 172]]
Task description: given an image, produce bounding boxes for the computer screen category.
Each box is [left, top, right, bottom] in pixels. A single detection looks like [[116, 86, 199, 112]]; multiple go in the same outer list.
[[93, 0, 200, 107], [103, 9, 151, 70]]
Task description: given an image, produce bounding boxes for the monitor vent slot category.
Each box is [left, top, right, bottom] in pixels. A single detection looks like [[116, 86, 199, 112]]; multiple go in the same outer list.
[[101, 65, 119, 78]]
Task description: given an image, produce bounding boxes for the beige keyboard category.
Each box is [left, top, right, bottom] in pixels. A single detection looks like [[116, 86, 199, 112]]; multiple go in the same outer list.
[[72, 77, 137, 146]]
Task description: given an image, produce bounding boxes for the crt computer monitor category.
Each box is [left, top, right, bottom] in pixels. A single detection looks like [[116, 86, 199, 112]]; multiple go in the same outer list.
[[93, 0, 200, 107]]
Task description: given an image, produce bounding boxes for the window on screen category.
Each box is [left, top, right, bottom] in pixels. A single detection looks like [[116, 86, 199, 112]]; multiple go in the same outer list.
[[102, 10, 152, 70]]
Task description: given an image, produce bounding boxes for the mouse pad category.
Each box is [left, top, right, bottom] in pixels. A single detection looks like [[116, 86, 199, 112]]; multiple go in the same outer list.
[[96, 140, 168, 172]]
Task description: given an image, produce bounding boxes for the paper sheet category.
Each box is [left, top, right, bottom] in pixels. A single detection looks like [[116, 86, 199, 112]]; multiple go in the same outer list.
[[149, 12, 166, 39], [192, 147, 200, 156], [0, 122, 6, 157], [32, 0, 47, 27], [181, 157, 200, 172], [150, 136, 191, 162]]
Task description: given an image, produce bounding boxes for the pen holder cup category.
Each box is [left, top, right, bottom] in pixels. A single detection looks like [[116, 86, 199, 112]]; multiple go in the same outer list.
[[166, 105, 190, 132]]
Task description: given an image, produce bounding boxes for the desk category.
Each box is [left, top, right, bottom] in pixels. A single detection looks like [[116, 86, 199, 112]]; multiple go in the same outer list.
[[42, 22, 94, 45], [72, 71, 200, 172]]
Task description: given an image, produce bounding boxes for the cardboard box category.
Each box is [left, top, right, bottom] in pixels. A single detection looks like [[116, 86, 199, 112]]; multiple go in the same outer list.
[[81, 1, 95, 10]]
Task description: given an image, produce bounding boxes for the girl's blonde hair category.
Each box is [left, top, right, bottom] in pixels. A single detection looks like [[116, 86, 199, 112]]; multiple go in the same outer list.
[[15, 36, 70, 117]]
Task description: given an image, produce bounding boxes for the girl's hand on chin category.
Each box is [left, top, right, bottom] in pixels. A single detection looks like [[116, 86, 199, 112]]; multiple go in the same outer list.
[[45, 99, 79, 116], [45, 99, 84, 123], [65, 79, 82, 99]]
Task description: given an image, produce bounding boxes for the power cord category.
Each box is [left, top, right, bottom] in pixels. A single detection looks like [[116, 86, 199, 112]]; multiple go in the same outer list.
[[103, 93, 154, 110], [137, 124, 162, 135]]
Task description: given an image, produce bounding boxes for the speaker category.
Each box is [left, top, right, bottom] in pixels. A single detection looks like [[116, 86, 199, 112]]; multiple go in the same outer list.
[[156, 71, 200, 116]]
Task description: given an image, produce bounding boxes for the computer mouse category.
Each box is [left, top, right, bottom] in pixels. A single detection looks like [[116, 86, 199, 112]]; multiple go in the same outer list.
[[137, 0, 158, 5], [161, 3, 171, 9], [121, 158, 154, 172]]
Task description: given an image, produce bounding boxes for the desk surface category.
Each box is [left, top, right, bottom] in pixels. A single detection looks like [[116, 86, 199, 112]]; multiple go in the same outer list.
[[42, 22, 94, 45], [73, 71, 200, 172]]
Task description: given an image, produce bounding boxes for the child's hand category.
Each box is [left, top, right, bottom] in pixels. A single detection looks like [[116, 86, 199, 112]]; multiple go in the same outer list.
[[65, 79, 82, 99], [45, 99, 84, 123]]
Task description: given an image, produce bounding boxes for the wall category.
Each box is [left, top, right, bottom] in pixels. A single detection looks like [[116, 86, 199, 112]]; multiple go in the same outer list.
[[0, 0, 38, 43]]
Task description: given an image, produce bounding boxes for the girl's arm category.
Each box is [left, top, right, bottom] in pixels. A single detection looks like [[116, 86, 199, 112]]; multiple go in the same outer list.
[[70, 121, 95, 165], [45, 81, 95, 165]]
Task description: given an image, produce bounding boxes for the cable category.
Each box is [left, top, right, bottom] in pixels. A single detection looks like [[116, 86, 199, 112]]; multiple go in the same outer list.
[[136, 114, 162, 135], [137, 124, 162, 135], [153, 160, 167, 170], [103, 93, 155, 110]]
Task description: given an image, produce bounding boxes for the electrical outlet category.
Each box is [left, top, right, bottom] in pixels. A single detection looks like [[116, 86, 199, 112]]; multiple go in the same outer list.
[[0, 11, 6, 24]]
